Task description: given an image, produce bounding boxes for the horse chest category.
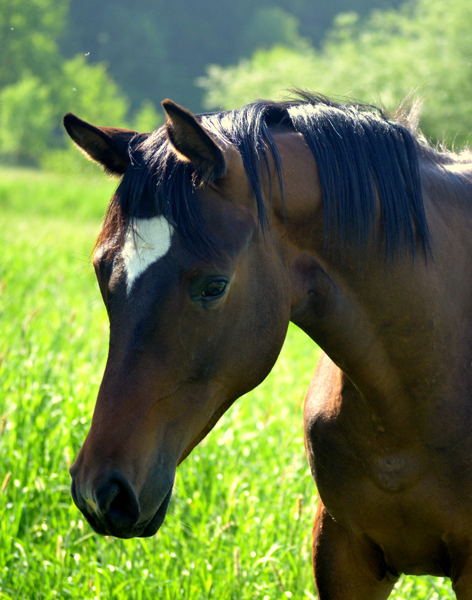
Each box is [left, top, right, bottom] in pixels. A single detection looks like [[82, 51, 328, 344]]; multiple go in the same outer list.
[[305, 414, 453, 574], [305, 408, 422, 497], [304, 377, 472, 577]]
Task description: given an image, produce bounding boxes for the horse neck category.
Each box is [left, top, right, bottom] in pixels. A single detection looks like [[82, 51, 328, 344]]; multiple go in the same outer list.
[[269, 137, 472, 416]]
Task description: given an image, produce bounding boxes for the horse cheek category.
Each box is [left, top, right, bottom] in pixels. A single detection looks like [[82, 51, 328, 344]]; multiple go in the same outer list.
[[228, 257, 291, 396]]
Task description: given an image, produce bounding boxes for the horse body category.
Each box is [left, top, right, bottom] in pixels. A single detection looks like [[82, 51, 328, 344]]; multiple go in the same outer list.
[[269, 129, 472, 590], [301, 158, 472, 595], [64, 95, 472, 598]]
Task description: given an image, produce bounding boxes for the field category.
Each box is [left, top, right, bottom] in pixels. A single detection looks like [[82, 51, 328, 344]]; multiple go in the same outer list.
[[0, 166, 455, 599]]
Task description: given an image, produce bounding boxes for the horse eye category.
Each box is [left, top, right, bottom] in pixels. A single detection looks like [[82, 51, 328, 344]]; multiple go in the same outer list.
[[201, 280, 227, 298]]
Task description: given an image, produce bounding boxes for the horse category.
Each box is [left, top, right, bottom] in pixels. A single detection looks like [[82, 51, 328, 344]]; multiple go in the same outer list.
[[64, 92, 472, 599]]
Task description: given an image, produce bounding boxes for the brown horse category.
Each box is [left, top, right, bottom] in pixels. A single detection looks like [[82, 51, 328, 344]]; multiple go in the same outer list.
[[64, 93, 472, 598]]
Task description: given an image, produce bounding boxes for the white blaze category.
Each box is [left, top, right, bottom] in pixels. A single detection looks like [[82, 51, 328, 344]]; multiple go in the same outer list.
[[121, 217, 174, 293]]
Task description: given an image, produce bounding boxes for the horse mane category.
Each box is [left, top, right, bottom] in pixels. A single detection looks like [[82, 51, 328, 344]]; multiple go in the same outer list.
[[96, 91, 434, 259]]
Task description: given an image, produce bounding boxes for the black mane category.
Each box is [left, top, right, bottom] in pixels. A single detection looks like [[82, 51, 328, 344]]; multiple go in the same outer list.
[[100, 92, 431, 259]]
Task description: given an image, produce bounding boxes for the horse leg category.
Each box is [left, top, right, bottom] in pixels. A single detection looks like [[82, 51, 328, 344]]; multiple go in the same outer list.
[[312, 501, 397, 600]]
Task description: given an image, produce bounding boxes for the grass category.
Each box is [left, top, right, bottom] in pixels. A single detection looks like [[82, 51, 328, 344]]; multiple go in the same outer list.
[[0, 165, 455, 599]]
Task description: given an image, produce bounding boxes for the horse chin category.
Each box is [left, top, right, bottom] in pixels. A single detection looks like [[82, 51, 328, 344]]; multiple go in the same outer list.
[[138, 486, 173, 537], [81, 510, 109, 537]]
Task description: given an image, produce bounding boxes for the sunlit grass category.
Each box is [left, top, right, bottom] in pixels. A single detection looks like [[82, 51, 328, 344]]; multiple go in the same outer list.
[[0, 167, 455, 598]]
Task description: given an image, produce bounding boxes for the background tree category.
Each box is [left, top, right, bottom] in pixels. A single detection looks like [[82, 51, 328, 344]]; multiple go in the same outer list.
[[0, 0, 160, 167], [200, 0, 472, 148], [0, 0, 66, 89], [2, 0, 471, 167], [60, 0, 403, 112]]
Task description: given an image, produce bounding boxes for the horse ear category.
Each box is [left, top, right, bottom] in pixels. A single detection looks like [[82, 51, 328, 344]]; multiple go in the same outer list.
[[162, 99, 226, 183], [63, 113, 137, 175]]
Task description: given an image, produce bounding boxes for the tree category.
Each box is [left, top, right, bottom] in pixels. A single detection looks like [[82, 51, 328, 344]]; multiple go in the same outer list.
[[60, 0, 404, 112], [200, 0, 472, 148], [0, 0, 67, 89], [0, 0, 161, 167]]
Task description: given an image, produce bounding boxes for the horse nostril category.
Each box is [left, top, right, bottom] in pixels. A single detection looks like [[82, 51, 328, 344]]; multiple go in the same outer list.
[[96, 474, 140, 533]]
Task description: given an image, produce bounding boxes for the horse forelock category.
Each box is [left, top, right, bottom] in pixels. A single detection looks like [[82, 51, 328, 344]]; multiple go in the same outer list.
[[94, 128, 215, 260], [94, 92, 433, 264]]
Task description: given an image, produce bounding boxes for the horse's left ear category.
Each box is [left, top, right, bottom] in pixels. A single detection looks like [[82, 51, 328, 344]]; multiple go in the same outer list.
[[162, 99, 227, 183]]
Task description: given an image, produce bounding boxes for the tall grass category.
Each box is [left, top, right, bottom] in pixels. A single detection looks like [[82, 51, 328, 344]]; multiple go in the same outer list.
[[0, 167, 454, 599]]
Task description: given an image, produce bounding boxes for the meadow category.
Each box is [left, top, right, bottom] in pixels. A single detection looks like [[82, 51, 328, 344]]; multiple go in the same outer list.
[[0, 166, 456, 599]]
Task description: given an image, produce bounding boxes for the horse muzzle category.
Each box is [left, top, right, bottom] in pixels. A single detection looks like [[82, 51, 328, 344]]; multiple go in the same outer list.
[[70, 464, 174, 538]]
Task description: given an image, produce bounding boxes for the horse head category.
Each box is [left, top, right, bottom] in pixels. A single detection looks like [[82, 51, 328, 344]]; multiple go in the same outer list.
[[64, 101, 292, 538]]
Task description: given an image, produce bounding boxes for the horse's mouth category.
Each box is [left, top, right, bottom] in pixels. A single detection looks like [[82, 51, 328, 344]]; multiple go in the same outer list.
[[76, 484, 174, 539], [138, 486, 173, 537]]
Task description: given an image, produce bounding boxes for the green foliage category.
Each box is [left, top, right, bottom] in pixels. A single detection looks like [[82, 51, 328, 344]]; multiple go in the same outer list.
[[201, 0, 472, 148], [0, 56, 136, 170], [199, 46, 320, 110], [40, 56, 132, 173], [0, 0, 68, 165], [0, 166, 457, 598], [61, 0, 403, 113], [58, 56, 129, 125], [0, 0, 68, 89], [0, 0, 161, 170], [8, 0, 470, 168], [130, 100, 163, 133], [237, 7, 309, 56], [0, 76, 54, 164]]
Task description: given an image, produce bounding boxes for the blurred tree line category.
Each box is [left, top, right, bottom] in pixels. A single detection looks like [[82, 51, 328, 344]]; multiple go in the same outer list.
[[59, 0, 401, 113], [200, 0, 472, 147], [0, 0, 159, 169], [0, 0, 471, 168]]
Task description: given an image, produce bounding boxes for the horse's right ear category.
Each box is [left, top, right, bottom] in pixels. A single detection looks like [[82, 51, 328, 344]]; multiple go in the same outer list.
[[63, 113, 138, 175]]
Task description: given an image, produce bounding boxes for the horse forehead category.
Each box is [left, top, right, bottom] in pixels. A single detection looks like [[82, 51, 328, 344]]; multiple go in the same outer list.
[[120, 216, 174, 293]]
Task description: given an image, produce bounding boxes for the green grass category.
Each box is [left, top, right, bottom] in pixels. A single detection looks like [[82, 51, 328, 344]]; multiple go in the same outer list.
[[0, 166, 455, 599]]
